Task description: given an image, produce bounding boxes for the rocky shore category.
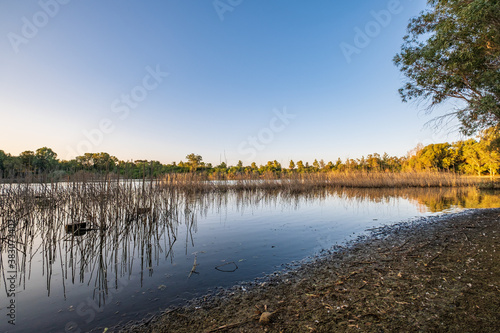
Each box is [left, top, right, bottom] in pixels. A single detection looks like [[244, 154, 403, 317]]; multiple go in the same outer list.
[[118, 208, 500, 332]]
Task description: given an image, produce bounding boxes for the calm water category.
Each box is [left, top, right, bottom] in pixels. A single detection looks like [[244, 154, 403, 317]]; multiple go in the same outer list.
[[1, 185, 499, 332]]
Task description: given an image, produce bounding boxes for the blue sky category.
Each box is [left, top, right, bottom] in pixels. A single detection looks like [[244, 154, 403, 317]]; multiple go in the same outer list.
[[0, 0, 465, 165]]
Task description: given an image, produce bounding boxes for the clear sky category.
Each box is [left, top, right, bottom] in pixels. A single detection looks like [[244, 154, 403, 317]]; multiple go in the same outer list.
[[0, 0, 466, 165]]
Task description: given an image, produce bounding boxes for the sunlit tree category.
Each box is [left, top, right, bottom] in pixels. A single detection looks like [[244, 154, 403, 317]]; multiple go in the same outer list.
[[296, 160, 304, 172], [186, 153, 203, 172], [394, 0, 500, 135], [462, 140, 486, 176], [312, 159, 320, 172]]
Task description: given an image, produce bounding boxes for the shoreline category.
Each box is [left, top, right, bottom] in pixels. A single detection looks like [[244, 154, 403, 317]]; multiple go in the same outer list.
[[115, 208, 500, 332]]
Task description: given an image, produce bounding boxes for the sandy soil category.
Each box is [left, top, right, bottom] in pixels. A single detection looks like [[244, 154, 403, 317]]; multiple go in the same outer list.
[[117, 208, 500, 333]]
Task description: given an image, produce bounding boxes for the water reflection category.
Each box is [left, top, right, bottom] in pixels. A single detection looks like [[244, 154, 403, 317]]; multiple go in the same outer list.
[[0, 183, 499, 331]]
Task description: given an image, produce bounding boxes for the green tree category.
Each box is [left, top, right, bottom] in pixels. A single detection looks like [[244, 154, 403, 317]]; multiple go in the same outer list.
[[312, 159, 320, 171], [3, 156, 22, 177], [478, 127, 500, 176], [334, 158, 344, 171], [0, 150, 7, 175], [296, 160, 304, 172], [394, 0, 500, 135], [75, 153, 93, 169], [289, 160, 295, 170], [463, 140, 486, 175], [60, 159, 79, 173], [34, 147, 58, 172], [19, 150, 35, 171], [228, 166, 241, 176], [481, 147, 500, 177], [92, 152, 118, 171], [407, 143, 455, 171], [367, 153, 381, 171], [186, 153, 203, 172]]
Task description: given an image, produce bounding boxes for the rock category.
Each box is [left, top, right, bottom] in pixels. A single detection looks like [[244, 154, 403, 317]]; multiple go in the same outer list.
[[259, 311, 273, 324]]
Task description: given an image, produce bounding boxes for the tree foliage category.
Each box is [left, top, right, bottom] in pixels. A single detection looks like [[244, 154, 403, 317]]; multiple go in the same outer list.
[[394, 0, 500, 134], [34, 147, 58, 172], [186, 153, 203, 172]]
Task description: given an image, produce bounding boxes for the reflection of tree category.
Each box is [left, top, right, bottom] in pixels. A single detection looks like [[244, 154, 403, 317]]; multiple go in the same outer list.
[[411, 188, 500, 213]]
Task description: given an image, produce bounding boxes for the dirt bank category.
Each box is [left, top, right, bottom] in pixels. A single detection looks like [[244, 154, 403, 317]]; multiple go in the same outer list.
[[119, 208, 500, 333]]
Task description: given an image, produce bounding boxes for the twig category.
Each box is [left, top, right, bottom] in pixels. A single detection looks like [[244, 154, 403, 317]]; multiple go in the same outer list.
[[215, 261, 238, 272], [188, 254, 198, 278], [204, 315, 259, 333], [424, 252, 442, 267], [394, 238, 411, 251]]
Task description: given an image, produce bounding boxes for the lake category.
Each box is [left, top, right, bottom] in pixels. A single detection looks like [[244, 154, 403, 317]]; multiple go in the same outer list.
[[1, 184, 499, 332]]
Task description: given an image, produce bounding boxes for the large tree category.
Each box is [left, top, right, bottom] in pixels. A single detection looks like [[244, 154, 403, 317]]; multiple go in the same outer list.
[[19, 150, 35, 171], [186, 153, 203, 172], [34, 147, 58, 172], [394, 0, 500, 135]]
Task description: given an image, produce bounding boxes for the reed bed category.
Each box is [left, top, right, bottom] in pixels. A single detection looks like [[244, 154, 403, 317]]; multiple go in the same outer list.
[[158, 171, 484, 194], [0, 178, 200, 302]]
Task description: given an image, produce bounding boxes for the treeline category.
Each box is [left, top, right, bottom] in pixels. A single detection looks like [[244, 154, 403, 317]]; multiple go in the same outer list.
[[1, 128, 499, 180]]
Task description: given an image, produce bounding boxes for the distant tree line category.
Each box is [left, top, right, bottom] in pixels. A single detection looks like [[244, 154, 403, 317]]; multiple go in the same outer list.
[[1, 128, 499, 180]]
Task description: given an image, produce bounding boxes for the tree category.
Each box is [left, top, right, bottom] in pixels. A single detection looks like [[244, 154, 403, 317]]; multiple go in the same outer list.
[[3, 156, 22, 177], [334, 158, 344, 171], [480, 146, 500, 177], [312, 159, 320, 171], [0, 150, 7, 175], [34, 147, 58, 172], [367, 154, 382, 171], [296, 160, 305, 172], [186, 153, 203, 172], [394, 0, 500, 135], [19, 150, 35, 171], [463, 139, 486, 175], [478, 127, 500, 176], [92, 152, 118, 171], [216, 162, 227, 170], [75, 153, 93, 169], [410, 143, 455, 170], [319, 159, 325, 170], [289, 160, 295, 170]]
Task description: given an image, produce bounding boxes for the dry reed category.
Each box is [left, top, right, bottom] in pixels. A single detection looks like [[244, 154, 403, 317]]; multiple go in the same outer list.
[[158, 171, 485, 194]]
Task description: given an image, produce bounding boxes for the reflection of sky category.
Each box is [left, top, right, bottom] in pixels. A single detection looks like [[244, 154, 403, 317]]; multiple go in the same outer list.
[[2, 188, 498, 332]]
